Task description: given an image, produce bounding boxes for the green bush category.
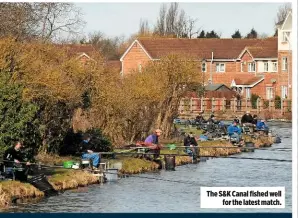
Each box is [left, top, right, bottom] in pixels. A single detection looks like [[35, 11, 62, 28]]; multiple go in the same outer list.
[[263, 100, 269, 109], [59, 128, 112, 156], [250, 94, 259, 109], [0, 72, 41, 158], [275, 96, 281, 109]]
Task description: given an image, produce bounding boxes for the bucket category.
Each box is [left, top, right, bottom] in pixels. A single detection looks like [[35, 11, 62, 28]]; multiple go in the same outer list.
[[105, 169, 118, 181], [164, 155, 175, 171], [63, 161, 74, 169], [274, 136, 281, 144], [72, 162, 80, 169], [245, 142, 255, 147], [167, 144, 176, 150]]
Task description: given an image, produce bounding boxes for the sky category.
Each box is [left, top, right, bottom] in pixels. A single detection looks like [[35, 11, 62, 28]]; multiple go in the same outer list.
[[75, 2, 288, 39]]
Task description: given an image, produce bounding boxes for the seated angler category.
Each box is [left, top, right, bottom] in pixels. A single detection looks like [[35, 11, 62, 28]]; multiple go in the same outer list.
[[195, 111, 206, 124], [256, 119, 269, 135], [183, 132, 199, 157], [144, 129, 163, 159], [252, 114, 258, 125], [3, 141, 31, 182], [227, 120, 243, 144], [80, 134, 101, 170]]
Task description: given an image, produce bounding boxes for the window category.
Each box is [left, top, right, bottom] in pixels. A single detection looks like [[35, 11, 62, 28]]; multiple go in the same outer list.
[[282, 57, 288, 71], [245, 88, 251, 99], [282, 31, 290, 42], [264, 62, 269, 72], [266, 87, 274, 100], [202, 62, 206, 72], [272, 61, 278, 72], [216, 63, 225, 72], [281, 86, 288, 99], [248, 62, 256, 72], [240, 62, 243, 72], [138, 64, 142, 73]]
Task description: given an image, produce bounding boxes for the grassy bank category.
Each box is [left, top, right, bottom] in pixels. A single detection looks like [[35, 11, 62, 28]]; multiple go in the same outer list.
[[200, 140, 241, 156], [0, 181, 44, 208], [242, 135, 273, 148], [48, 170, 99, 191]]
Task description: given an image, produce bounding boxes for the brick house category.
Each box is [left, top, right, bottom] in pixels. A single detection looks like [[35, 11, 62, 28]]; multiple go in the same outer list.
[[56, 44, 97, 64], [57, 44, 122, 72], [120, 12, 292, 100]]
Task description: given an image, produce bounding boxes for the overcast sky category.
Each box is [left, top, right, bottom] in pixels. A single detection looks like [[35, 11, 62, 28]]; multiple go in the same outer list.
[[75, 2, 288, 39]]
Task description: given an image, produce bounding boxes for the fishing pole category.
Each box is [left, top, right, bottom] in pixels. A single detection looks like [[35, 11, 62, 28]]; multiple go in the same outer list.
[[105, 171, 203, 185], [214, 156, 292, 162]]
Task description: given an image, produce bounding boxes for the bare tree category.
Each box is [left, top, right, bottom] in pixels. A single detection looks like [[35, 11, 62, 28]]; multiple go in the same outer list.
[[185, 17, 200, 38], [33, 3, 86, 41], [154, 3, 167, 36], [87, 31, 125, 60], [275, 3, 292, 25], [0, 3, 40, 39], [165, 2, 179, 36], [0, 3, 85, 42], [259, 33, 269, 39], [138, 19, 151, 36], [175, 9, 187, 38]]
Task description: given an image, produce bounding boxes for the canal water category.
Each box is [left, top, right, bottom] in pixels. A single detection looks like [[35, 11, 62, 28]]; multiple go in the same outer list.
[[6, 122, 292, 213]]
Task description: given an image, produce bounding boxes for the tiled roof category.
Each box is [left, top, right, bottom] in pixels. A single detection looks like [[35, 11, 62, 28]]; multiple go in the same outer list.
[[55, 44, 98, 56], [105, 60, 121, 71], [205, 84, 230, 91], [233, 76, 264, 86], [137, 37, 277, 59], [245, 38, 278, 58]]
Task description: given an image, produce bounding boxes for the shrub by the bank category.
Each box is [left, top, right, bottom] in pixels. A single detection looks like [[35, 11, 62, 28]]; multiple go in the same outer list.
[[60, 128, 112, 156]]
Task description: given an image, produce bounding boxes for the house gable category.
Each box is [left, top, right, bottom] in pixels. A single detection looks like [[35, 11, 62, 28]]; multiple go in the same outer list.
[[120, 40, 153, 61], [120, 40, 153, 75], [238, 48, 254, 61], [281, 11, 292, 31]]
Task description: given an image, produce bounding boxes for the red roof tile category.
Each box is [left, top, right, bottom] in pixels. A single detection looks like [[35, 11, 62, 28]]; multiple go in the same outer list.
[[245, 38, 277, 58], [55, 44, 98, 57], [233, 76, 264, 86], [137, 37, 277, 59], [105, 60, 121, 71]]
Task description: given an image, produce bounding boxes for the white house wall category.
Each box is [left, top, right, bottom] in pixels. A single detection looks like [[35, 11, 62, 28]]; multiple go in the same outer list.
[[282, 14, 292, 30], [257, 61, 264, 72], [278, 12, 292, 51], [257, 61, 277, 73]]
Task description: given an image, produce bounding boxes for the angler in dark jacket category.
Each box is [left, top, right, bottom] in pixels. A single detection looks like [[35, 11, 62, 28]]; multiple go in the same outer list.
[[207, 115, 220, 124], [183, 132, 198, 157], [79, 135, 101, 169], [3, 141, 31, 181], [3, 141, 30, 167], [252, 115, 258, 125]]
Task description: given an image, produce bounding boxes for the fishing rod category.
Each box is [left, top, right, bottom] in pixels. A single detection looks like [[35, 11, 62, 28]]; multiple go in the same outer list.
[[105, 171, 203, 185], [214, 156, 292, 162]]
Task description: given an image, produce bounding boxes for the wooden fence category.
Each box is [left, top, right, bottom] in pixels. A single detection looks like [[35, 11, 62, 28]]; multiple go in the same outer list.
[[178, 97, 292, 118]]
